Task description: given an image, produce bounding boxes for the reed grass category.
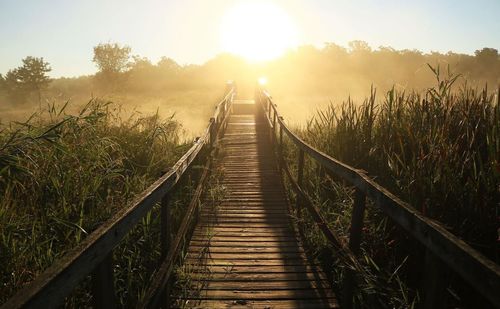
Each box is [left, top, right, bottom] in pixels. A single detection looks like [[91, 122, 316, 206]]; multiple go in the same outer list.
[[0, 99, 187, 305], [283, 66, 499, 307]]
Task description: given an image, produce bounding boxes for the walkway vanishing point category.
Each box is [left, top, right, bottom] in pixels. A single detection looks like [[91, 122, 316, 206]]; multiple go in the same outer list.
[[3, 83, 499, 309], [180, 100, 338, 308]]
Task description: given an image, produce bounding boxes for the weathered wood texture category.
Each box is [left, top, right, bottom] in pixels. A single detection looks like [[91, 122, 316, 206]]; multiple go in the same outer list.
[[178, 100, 338, 308]]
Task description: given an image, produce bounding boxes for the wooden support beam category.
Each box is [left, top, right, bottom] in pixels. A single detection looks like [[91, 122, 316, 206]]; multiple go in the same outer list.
[[421, 249, 449, 309], [296, 149, 305, 216], [91, 253, 116, 309], [342, 188, 366, 309], [160, 194, 171, 260], [349, 188, 366, 255]]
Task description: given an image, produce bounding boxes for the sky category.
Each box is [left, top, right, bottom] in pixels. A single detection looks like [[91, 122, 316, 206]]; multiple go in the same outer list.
[[0, 0, 499, 77]]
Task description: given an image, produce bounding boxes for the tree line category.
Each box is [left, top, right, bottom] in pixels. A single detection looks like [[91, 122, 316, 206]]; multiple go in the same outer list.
[[0, 41, 499, 106]]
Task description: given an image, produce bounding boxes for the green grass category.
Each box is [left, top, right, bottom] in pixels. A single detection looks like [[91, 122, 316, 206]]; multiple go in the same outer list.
[[0, 99, 189, 306], [280, 66, 499, 307]]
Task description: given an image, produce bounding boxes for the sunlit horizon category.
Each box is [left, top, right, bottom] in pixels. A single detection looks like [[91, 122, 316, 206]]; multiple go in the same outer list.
[[219, 2, 298, 62], [0, 0, 499, 77]]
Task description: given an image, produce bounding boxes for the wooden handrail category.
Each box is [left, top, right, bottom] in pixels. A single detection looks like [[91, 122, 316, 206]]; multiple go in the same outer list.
[[257, 88, 500, 307], [2, 83, 236, 309]]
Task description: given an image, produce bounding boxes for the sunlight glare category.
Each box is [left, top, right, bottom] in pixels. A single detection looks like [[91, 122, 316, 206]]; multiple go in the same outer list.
[[258, 76, 268, 85], [220, 2, 298, 61]]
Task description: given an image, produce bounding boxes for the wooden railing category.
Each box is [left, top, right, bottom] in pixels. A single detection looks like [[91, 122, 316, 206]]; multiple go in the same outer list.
[[256, 88, 500, 308], [2, 83, 236, 309]]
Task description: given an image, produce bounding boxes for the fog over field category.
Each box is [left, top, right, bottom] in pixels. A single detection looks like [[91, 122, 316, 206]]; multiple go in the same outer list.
[[1, 43, 499, 136]]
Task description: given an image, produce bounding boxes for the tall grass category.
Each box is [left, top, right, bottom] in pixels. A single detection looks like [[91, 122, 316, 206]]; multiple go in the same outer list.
[[284, 67, 499, 307], [0, 99, 187, 305]]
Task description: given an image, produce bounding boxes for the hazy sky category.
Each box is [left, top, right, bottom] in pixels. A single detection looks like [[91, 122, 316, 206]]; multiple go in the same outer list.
[[0, 0, 499, 77]]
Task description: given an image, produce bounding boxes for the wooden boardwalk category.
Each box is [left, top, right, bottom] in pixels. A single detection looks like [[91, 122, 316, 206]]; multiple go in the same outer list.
[[180, 100, 338, 308]]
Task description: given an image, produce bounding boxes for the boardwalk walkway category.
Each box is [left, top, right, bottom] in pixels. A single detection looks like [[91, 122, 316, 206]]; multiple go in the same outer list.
[[179, 100, 338, 308]]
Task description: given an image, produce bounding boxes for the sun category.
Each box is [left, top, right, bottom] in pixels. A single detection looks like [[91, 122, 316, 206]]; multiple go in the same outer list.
[[220, 2, 298, 62]]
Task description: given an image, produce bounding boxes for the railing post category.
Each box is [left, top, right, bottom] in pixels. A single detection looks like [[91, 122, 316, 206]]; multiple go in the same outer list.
[[343, 187, 366, 309], [349, 188, 366, 254], [91, 253, 116, 309], [296, 149, 305, 219], [268, 100, 272, 120], [161, 194, 171, 259], [421, 249, 449, 309], [279, 120, 284, 170], [160, 193, 171, 308], [209, 118, 216, 149], [272, 107, 277, 143], [269, 108, 274, 143]]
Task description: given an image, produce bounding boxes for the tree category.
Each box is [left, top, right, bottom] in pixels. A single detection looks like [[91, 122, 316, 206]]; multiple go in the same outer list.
[[157, 57, 181, 73], [348, 40, 372, 53], [0, 74, 6, 102], [3, 56, 51, 104], [92, 43, 131, 90], [473, 48, 500, 84], [128, 55, 153, 71], [474, 47, 498, 63], [0, 74, 5, 91]]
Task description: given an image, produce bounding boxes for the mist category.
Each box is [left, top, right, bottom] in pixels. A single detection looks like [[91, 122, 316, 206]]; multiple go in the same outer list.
[[1, 41, 498, 135]]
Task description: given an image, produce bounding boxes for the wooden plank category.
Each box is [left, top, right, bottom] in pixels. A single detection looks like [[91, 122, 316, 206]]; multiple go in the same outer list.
[[191, 232, 298, 239], [200, 212, 288, 217], [188, 242, 303, 248], [190, 235, 298, 241], [178, 272, 329, 281], [191, 234, 298, 241], [182, 289, 337, 300], [216, 201, 288, 206], [198, 213, 288, 219], [223, 192, 285, 196], [189, 239, 299, 245], [182, 280, 329, 290], [217, 198, 287, 202], [199, 219, 290, 225], [201, 209, 288, 214], [196, 224, 292, 229], [187, 246, 306, 254], [206, 204, 287, 209], [193, 226, 294, 233], [185, 252, 310, 261], [183, 259, 311, 267], [185, 299, 338, 309], [200, 210, 288, 214], [183, 264, 326, 274], [199, 214, 288, 219]]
